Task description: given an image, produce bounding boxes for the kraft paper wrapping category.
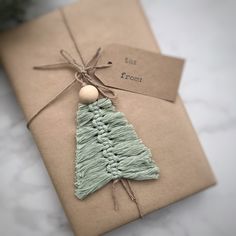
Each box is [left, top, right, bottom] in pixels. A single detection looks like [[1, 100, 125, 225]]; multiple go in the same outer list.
[[0, 0, 216, 235]]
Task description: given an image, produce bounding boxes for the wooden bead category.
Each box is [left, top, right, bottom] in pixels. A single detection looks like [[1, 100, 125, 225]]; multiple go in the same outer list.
[[79, 85, 99, 104]]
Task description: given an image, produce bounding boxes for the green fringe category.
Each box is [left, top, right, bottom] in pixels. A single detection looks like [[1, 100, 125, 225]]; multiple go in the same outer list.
[[75, 98, 159, 200]]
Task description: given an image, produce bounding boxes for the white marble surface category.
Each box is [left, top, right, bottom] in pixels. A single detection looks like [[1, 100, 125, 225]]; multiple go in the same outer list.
[[0, 0, 235, 235]]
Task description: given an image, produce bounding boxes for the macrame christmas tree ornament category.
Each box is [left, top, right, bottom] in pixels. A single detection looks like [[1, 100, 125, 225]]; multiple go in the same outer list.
[[75, 85, 160, 200], [25, 9, 160, 216]]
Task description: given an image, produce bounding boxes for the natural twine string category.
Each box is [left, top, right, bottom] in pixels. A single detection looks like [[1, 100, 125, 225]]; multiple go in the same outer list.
[[27, 7, 143, 218], [111, 179, 143, 217], [27, 48, 115, 128]]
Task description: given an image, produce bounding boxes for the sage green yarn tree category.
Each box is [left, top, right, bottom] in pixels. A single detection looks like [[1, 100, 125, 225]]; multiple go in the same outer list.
[[75, 98, 159, 200]]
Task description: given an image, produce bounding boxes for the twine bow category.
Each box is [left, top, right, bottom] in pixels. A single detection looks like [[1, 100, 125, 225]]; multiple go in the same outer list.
[[26, 48, 116, 129]]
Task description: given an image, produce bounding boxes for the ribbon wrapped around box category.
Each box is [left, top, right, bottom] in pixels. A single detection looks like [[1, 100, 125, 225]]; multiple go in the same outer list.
[[0, 0, 216, 235]]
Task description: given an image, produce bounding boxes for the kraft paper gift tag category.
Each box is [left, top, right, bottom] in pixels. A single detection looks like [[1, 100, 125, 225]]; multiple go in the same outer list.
[[0, 0, 216, 235]]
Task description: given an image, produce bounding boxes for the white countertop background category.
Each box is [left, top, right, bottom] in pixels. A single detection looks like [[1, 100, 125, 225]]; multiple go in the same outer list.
[[0, 0, 235, 235]]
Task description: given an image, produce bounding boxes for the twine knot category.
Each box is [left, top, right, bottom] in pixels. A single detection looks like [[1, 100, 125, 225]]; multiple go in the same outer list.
[[34, 48, 115, 98]]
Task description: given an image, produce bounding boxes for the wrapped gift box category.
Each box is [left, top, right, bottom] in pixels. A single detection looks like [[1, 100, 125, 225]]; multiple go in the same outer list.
[[0, 0, 216, 235]]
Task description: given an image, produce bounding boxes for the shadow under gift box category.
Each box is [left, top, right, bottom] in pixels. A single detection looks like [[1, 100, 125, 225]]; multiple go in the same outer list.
[[0, 0, 216, 235]]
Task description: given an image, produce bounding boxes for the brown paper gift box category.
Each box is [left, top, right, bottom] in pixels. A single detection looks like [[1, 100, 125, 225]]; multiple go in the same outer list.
[[0, 0, 216, 235]]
